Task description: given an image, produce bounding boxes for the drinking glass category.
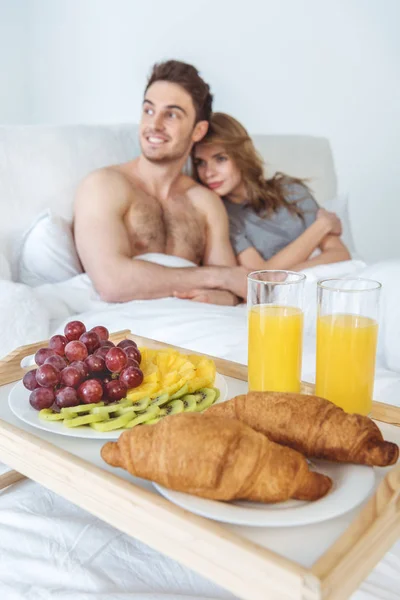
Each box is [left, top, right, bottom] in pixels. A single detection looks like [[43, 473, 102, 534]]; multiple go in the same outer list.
[[247, 270, 306, 392], [315, 278, 381, 415]]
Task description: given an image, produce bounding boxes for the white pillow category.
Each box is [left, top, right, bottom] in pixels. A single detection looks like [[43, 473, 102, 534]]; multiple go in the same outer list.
[[0, 252, 11, 281], [323, 193, 359, 258], [17, 210, 83, 286]]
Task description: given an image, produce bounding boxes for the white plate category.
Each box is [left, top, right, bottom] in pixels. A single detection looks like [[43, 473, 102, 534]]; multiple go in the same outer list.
[[8, 372, 229, 440], [154, 460, 375, 527]]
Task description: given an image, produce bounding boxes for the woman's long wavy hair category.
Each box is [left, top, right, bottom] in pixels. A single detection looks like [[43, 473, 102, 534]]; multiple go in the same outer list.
[[192, 112, 309, 219]]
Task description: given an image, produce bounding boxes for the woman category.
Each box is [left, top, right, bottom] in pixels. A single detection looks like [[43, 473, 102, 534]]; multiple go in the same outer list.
[[175, 112, 350, 305], [192, 112, 350, 273]]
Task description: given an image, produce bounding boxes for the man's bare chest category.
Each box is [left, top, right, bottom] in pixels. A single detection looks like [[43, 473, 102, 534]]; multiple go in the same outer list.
[[125, 195, 206, 262]]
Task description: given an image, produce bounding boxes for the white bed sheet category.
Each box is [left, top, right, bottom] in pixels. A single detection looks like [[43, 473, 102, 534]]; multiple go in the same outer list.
[[1, 255, 400, 599]]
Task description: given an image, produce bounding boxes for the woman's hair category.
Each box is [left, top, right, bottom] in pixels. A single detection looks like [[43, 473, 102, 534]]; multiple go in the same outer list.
[[192, 112, 309, 219]]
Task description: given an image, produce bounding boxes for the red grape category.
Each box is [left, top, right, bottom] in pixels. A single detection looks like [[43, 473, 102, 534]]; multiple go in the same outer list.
[[69, 360, 90, 380], [99, 340, 114, 348], [30, 387, 55, 410], [104, 380, 128, 402], [34, 347, 56, 366], [23, 369, 39, 391], [60, 366, 82, 388], [94, 346, 110, 361], [125, 358, 140, 369], [119, 366, 143, 389], [64, 320, 86, 341], [65, 340, 88, 362], [44, 354, 68, 371], [117, 339, 137, 350], [85, 354, 106, 374], [90, 326, 109, 341], [77, 379, 103, 404], [36, 364, 60, 388], [105, 347, 128, 373], [55, 387, 80, 408], [49, 334, 68, 356], [124, 345, 141, 364], [79, 331, 100, 354]]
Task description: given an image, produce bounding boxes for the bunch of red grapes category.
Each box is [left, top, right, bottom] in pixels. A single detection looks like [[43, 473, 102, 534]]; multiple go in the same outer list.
[[23, 321, 143, 411]]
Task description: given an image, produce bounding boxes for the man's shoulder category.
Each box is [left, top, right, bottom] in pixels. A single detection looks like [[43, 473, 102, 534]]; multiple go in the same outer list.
[[182, 176, 221, 204], [79, 164, 133, 191]]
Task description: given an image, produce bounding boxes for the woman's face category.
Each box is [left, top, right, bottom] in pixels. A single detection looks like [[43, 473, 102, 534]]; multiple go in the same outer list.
[[193, 144, 243, 199]]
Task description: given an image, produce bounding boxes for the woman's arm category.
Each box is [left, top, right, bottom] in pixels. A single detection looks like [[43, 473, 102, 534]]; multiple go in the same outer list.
[[290, 235, 350, 270], [237, 209, 343, 271]]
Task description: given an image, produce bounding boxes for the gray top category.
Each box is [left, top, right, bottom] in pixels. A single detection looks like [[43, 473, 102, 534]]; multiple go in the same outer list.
[[223, 182, 319, 259]]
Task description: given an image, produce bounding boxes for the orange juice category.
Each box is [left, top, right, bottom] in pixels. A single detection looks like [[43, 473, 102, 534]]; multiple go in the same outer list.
[[315, 313, 378, 415], [248, 305, 303, 392]]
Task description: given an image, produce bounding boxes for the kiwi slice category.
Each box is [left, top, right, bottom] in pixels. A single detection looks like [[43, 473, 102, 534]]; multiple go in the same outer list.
[[169, 384, 189, 400], [130, 397, 150, 412], [91, 404, 125, 417], [124, 405, 160, 428], [113, 406, 137, 418], [212, 387, 221, 402], [61, 402, 104, 417], [63, 413, 108, 428], [181, 394, 198, 412], [39, 408, 69, 421], [149, 392, 170, 407], [145, 417, 162, 425], [194, 388, 217, 412], [90, 412, 133, 432], [158, 399, 184, 417]]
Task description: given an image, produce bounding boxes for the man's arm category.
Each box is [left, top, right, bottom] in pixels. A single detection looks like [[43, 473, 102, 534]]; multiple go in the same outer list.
[[190, 186, 237, 267], [74, 170, 247, 302]]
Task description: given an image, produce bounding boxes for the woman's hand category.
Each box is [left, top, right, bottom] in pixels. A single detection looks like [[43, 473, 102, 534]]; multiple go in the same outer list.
[[316, 208, 342, 236], [173, 289, 240, 306]]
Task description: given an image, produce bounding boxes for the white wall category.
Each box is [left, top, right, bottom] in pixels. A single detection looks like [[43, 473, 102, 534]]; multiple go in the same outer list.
[[0, 0, 29, 123], [4, 0, 400, 261]]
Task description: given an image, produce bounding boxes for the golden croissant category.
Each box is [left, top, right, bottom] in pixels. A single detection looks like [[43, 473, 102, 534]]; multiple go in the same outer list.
[[206, 392, 398, 467], [101, 413, 332, 502]]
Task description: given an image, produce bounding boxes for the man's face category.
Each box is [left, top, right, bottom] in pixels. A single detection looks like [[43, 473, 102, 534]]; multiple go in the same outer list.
[[140, 81, 206, 163]]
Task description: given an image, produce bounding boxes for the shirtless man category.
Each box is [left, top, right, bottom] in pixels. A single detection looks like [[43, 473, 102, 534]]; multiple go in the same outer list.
[[74, 60, 247, 305]]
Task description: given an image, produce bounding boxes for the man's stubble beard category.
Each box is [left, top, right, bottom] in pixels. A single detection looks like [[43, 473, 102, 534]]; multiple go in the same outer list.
[[140, 132, 193, 166]]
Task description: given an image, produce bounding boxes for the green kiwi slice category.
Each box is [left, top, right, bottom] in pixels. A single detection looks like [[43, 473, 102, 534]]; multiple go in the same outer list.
[[149, 392, 170, 407], [158, 399, 184, 418], [124, 405, 160, 428], [90, 412, 134, 432], [39, 408, 68, 421], [212, 387, 221, 402], [169, 384, 189, 400], [130, 397, 150, 412], [181, 394, 198, 412], [63, 413, 108, 428], [194, 388, 217, 412], [61, 402, 104, 417]]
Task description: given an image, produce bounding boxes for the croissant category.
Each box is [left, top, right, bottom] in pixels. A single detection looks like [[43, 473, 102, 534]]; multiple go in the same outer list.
[[101, 413, 332, 502], [206, 392, 398, 467]]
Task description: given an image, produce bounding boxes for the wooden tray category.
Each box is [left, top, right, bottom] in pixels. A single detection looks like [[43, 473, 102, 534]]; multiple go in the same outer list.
[[0, 330, 399, 600]]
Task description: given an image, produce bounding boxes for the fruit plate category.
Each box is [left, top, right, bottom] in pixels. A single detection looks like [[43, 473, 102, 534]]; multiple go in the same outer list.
[[7, 372, 229, 440], [153, 460, 376, 527]]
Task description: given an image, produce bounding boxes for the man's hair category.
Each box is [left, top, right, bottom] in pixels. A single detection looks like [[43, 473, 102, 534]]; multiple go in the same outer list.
[[145, 60, 213, 123]]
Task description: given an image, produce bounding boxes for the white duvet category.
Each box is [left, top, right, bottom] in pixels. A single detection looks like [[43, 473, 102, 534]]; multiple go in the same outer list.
[[0, 255, 399, 600]]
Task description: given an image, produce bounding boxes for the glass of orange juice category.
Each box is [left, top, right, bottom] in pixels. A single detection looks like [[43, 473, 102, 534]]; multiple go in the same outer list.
[[315, 278, 381, 415], [247, 270, 306, 392]]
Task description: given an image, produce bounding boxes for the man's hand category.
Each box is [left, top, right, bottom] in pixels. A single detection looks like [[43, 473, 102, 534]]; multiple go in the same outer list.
[[316, 208, 342, 236], [174, 289, 240, 306]]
